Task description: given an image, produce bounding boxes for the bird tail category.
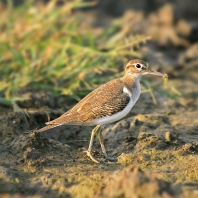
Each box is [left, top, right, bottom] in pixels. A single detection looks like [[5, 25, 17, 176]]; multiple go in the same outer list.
[[36, 121, 92, 133], [36, 124, 57, 133]]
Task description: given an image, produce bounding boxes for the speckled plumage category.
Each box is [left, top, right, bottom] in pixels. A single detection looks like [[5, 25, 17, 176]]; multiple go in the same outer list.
[[37, 78, 131, 132]]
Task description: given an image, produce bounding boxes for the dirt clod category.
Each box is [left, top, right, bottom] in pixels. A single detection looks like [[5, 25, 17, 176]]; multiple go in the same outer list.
[[95, 165, 181, 198]]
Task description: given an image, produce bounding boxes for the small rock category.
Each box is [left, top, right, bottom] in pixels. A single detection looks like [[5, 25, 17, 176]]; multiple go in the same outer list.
[[165, 132, 172, 142]]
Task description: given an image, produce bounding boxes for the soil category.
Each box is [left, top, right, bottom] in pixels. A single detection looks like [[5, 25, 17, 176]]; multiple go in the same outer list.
[[1, 1, 198, 198]]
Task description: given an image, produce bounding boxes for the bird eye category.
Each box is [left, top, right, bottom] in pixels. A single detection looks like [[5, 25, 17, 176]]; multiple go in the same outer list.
[[136, 64, 141, 68]]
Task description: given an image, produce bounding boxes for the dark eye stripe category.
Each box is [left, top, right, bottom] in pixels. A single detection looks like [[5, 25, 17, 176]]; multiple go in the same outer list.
[[142, 66, 147, 70]]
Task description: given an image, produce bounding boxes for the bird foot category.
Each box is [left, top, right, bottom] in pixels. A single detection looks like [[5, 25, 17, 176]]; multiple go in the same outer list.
[[85, 150, 117, 163], [104, 156, 117, 162], [86, 150, 99, 163]]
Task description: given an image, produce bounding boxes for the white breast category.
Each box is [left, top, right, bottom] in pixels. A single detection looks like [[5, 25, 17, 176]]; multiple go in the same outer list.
[[90, 81, 141, 126]]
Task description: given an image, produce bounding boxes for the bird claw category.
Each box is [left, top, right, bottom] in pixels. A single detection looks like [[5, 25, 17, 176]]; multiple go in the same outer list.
[[84, 150, 117, 163], [86, 150, 99, 163], [104, 155, 117, 162]]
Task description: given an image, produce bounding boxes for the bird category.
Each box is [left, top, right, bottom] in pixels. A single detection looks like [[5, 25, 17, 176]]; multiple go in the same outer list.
[[37, 59, 168, 163]]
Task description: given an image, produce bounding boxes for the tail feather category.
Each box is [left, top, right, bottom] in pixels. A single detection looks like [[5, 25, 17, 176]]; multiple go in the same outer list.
[[37, 120, 93, 133], [36, 124, 57, 132]]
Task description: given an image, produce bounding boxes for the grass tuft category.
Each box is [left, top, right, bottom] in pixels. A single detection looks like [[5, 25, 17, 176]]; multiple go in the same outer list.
[[0, 0, 177, 107], [0, 0, 149, 105]]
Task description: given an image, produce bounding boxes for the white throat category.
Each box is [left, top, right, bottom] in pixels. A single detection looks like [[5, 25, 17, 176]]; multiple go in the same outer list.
[[127, 72, 142, 79], [123, 78, 141, 105]]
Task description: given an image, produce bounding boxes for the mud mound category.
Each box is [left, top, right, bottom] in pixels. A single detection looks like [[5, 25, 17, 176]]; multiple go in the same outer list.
[[96, 165, 180, 198]]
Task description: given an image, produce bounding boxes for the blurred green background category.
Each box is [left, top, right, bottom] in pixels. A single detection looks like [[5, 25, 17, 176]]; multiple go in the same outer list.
[[1, 0, 198, 109], [0, 0, 151, 106]]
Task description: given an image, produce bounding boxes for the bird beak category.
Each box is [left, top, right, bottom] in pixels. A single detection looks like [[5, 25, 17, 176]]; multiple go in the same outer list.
[[143, 69, 168, 78]]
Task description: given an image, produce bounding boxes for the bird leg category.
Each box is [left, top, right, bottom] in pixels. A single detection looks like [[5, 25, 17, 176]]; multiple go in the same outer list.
[[98, 129, 117, 162], [87, 125, 100, 163], [97, 129, 108, 158]]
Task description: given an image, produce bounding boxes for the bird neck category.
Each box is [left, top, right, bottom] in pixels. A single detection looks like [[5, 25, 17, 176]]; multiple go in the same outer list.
[[121, 74, 141, 91]]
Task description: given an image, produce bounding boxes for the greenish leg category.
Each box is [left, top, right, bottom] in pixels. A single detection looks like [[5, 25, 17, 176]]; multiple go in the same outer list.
[[87, 125, 100, 163], [98, 130, 108, 159], [98, 128, 117, 162]]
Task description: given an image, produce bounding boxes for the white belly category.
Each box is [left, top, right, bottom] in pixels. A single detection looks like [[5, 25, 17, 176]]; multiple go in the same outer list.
[[90, 83, 141, 126]]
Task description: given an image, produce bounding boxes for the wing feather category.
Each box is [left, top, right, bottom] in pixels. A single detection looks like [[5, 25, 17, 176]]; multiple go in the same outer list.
[[46, 78, 130, 125]]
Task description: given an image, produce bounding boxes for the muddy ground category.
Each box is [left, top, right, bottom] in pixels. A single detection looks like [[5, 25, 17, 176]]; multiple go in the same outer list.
[[1, 1, 198, 198]]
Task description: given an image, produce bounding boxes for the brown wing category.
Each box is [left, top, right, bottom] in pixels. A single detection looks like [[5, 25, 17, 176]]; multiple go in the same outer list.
[[46, 78, 130, 125]]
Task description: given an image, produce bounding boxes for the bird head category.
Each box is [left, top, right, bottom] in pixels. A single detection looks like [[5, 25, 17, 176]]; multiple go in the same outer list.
[[124, 59, 168, 78]]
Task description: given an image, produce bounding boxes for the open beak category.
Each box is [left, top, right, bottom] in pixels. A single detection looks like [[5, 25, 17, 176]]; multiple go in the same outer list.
[[143, 69, 168, 78]]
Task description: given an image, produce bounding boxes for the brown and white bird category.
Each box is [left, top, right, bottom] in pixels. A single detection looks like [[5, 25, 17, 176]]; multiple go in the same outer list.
[[37, 59, 168, 163]]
